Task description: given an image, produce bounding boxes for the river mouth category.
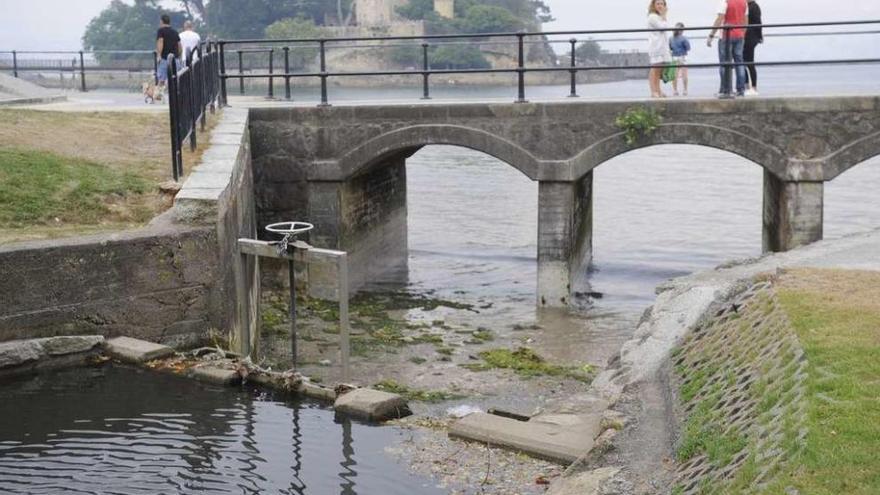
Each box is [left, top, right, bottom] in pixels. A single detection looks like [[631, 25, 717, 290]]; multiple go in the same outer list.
[[0, 365, 443, 495]]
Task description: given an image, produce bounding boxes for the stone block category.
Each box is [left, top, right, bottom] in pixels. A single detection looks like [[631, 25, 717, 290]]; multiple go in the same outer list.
[[299, 381, 337, 402], [448, 412, 595, 464], [0, 339, 45, 368], [41, 336, 104, 356], [189, 366, 242, 386], [104, 336, 175, 363], [334, 387, 412, 421]]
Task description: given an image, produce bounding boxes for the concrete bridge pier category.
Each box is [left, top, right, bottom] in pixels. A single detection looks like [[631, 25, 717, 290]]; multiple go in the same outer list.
[[306, 155, 409, 297], [537, 173, 593, 307], [762, 171, 824, 253]]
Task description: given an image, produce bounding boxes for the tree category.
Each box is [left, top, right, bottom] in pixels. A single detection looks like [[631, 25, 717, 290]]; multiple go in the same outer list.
[[575, 40, 602, 63], [459, 5, 523, 34], [82, 0, 187, 63], [265, 17, 323, 68], [430, 45, 490, 69]]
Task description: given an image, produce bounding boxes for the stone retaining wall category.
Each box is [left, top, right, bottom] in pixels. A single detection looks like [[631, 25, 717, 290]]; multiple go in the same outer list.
[[671, 280, 807, 494]]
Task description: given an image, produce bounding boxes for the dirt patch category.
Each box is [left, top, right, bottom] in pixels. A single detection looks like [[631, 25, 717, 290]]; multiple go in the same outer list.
[[0, 108, 218, 243]]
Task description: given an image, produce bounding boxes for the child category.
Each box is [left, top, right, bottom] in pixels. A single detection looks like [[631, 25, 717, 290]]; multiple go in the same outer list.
[[669, 23, 691, 96]]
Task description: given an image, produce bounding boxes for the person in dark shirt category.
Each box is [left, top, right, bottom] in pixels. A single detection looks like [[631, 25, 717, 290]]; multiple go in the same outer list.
[[155, 14, 182, 88], [744, 0, 763, 96]]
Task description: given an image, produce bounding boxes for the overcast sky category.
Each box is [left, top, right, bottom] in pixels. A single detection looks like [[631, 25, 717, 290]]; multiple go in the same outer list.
[[1, 0, 878, 61]]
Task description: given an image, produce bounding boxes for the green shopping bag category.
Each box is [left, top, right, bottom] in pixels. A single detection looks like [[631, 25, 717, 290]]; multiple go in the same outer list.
[[661, 62, 677, 84]]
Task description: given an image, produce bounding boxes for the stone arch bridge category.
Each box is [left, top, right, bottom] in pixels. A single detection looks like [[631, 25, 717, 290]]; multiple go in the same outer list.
[[247, 96, 880, 306]]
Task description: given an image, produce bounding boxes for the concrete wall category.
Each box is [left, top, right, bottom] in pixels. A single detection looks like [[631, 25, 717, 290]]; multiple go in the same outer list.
[[174, 107, 259, 355], [0, 224, 215, 346]]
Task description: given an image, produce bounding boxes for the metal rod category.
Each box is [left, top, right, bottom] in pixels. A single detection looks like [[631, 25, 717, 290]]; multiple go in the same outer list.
[[283, 46, 291, 100], [238, 50, 244, 95], [724, 26, 734, 96], [79, 51, 86, 92], [219, 42, 227, 106], [516, 33, 526, 103], [188, 51, 198, 152], [338, 253, 351, 385], [319, 40, 329, 106], [11, 50, 17, 78], [167, 54, 180, 181], [288, 259, 297, 368], [568, 38, 578, 98], [421, 42, 430, 100], [268, 49, 274, 99], [153, 51, 158, 84]]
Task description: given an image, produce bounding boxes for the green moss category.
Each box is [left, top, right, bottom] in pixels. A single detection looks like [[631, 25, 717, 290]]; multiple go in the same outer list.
[[373, 379, 464, 403], [408, 356, 427, 365], [462, 347, 593, 382]]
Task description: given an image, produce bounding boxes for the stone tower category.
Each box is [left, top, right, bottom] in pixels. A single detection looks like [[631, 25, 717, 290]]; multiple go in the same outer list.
[[356, 0, 409, 27], [434, 0, 454, 19]]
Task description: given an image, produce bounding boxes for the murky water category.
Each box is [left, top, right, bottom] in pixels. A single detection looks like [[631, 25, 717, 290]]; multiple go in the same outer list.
[[0, 366, 443, 495]]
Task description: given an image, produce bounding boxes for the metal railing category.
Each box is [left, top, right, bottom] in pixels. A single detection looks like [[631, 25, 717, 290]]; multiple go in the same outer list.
[[167, 42, 222, 181], [215, 19, 880, 105], [0, 50, 158, 92]]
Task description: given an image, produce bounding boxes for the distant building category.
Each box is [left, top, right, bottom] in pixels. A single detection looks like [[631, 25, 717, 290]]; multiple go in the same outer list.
[[434, 0, 454, 19], [355, 0, 409, 27]]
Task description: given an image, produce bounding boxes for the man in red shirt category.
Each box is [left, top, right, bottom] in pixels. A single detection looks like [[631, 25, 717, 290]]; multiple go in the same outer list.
[[707, 0, 748, 98]]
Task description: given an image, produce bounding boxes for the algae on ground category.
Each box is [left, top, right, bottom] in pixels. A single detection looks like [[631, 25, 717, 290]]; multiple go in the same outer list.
[[373, 379, 464, 403], [462, 347, 594, 382]]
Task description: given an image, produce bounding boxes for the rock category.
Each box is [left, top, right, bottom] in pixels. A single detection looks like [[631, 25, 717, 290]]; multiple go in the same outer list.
[[189, 366, 241, 386], [334, 388, 412, 421], [0, 340, 45, 368], [300, 381, 337, 402], [159, 180, 182, 194], [104, 336, 175, 363], [319, 359, 332, 366], [545, 467, 621, 495], [449, 412, 595, 464], [41, 336, 104, 356]]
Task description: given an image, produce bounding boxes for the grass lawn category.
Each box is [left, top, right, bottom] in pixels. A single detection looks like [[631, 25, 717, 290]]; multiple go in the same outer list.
[[772, 268, 880, 494], [0, 109, 214, 242]]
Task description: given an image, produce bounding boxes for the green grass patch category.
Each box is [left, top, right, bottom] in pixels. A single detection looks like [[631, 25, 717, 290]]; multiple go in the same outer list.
[[766, 275, 880, 495], [0, 148, 151, 228], [373, 379, 464, 403], [461, 347, 593, 382]]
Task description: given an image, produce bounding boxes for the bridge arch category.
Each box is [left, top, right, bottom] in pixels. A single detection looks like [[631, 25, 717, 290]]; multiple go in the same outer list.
[[570, 123, 788, 180], [822, 130, 880, 181], [335, 124, 542, 181]]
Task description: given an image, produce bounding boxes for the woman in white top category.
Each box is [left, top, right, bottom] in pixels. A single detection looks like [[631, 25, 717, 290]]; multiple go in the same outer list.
[[647, 0, 672, 98]]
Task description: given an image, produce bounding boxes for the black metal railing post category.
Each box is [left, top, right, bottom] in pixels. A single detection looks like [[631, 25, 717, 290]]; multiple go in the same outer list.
[[237, 50, 245, 95], [167, 54, 181, 181], [219, 42, 227, 106], [11, 50, 17, 78], [187, 51, 198, 152], [319, 40, 330, 107], [283, 46, 291, 100], [152, 51, 159, 84], [267, 49, 275, 99], [421, 42, 431, 100], [78, 50, 87, 92], [516, 32, 527, 103], [568, 38, 579, 98]]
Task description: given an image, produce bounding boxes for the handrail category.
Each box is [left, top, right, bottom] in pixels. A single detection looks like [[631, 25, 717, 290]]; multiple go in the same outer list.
[[219, 19, 880, 45], [216, 19, 880, 105]]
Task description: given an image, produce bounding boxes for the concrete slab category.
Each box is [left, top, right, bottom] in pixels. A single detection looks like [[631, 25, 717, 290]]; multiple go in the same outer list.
[[189, 366, 241, 386], [334, 388, 411, 421], [448, 412, 596, 464], [104, 336, 175, 363]]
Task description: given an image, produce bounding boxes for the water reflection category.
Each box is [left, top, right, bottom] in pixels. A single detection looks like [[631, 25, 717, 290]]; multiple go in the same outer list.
[[0, 366, 441, 495]]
